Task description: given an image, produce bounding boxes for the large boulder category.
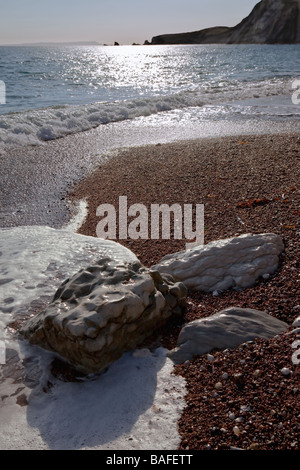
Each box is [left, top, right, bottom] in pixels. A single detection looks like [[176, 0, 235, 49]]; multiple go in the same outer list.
[[168, 307, 289, 364], [21, 259, 187, 374], [152, 233, 284, 293]]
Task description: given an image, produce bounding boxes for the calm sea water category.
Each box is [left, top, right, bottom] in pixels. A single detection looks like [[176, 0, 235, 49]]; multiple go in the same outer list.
[[0, 44, 299, 147]]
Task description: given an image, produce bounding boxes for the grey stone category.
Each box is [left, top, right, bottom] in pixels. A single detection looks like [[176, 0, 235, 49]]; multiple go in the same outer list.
[[21, 259, 187, 374], [152, 233, 284, 293], [168, 307, 289, 364]]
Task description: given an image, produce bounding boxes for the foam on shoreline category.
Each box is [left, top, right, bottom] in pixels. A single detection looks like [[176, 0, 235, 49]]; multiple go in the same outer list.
[[0, 226, 186, 450], [0, 76, 297, 152]]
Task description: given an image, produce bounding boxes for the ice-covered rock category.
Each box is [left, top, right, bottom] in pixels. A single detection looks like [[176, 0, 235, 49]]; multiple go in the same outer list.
[[168, 307, 288, 364], [152, 233, 284, 292], [21, 259, 187, 374]]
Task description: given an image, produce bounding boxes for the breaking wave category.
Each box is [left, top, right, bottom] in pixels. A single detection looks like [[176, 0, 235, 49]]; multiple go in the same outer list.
[[0, 77, 294, 150]]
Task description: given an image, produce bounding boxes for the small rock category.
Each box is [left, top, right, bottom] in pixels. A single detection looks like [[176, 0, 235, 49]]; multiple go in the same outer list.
[[292, 316, 300, 327], [213, 290, 219, 297], [290, 328, 300, 335], [262, 273, 270, 280], [233, 426, 241, 436], [215, 382, 223, 390], [280, 367, 292, 376], [222, 372, 229, 380], [207, 354, 215, 362], [235, 417, 245, 423], [253, 369, 263, 379], [233, 373, 244, 383], [249, 443, 260, 450], [240, 405, 250, 413], [229, 412, 235, 420]]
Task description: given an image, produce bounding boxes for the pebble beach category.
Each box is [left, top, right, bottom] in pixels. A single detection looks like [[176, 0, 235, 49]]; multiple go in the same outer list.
[[70, 132, 300, 451]]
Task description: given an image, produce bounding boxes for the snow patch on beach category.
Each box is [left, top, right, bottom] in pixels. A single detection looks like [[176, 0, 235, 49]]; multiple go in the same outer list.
[[0, 226, 186, 450]]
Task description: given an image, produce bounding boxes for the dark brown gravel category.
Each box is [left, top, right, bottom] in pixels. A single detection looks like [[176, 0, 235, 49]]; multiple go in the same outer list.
[[175, 330, 299, 451], [70, 133, 300, 450]]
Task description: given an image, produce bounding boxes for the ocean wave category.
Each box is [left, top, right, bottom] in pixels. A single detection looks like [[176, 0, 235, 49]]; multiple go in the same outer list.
[[0, 77, 293, 150]]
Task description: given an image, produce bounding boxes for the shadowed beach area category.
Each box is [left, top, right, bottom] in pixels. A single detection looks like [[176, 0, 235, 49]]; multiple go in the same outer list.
[[69, 132, 300, 450]]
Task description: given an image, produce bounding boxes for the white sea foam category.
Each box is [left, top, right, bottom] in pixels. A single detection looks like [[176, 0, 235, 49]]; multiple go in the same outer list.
[[0, 226, 186, 450], [0, 77, 293, 151]]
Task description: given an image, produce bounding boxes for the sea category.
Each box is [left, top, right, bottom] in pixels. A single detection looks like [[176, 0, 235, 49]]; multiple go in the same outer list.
[[0, 44, 300, 150]]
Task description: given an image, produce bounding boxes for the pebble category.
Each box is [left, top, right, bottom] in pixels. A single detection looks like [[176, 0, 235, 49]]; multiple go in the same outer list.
[[292, 316, 300, 326], [215, 382, 223, 390], [229, 412, 235, 420], [281, 367, 292, 376], [207, 354, 215, 362], [233, 373, 244, 384], [249, 443, 260, 450], [233, 426, 241, 436], [235, 417, 245, 423], [253, 369, 263, 378], [240, 405, 250, 413], [222, 372, 229, 380]]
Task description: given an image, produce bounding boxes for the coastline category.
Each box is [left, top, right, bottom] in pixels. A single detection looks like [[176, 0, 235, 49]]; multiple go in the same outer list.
[[69, 131, 300, 450], [0, 130, 299, 450]]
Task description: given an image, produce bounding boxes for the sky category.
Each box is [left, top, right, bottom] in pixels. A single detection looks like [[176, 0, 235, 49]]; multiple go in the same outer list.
[[0, 0, 259, 45]]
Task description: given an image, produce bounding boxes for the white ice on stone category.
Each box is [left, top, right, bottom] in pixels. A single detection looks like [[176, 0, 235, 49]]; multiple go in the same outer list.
[[0, 226, 186, 450]]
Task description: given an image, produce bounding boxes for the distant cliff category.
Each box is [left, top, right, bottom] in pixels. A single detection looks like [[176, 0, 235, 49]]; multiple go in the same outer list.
[[150, 0, 300, 45]]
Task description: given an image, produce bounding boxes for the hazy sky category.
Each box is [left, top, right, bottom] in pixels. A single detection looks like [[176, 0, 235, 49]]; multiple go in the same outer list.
[[0, 0, 259, 45]]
